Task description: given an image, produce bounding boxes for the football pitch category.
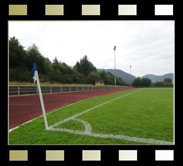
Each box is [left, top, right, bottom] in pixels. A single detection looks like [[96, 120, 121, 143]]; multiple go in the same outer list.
[[9, 88, 174, 145]]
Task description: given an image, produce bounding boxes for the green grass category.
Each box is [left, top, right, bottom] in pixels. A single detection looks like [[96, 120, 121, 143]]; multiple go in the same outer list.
[[56, 120, 85, 131], [9, 88, 173, 145]]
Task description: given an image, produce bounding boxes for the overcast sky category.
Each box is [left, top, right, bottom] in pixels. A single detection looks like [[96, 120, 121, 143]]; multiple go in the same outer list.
[[9, 21, 174, 77]]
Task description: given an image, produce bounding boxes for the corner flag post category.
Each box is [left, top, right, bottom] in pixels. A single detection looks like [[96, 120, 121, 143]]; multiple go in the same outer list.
[[31, 63, 48, 130]]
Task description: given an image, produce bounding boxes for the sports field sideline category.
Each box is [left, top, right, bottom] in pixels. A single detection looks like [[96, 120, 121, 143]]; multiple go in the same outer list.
[[9, 88, 173, 145], [9, 87, 134, 129]]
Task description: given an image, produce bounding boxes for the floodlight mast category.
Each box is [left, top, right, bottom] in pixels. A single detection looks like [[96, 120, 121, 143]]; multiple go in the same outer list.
[[113, 46, 116, 88], [130, 65, 132, 87], [130, 65, 132, 75]]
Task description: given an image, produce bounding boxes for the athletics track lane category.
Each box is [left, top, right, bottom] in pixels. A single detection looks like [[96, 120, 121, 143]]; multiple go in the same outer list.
[[9, 88, 136, 129]]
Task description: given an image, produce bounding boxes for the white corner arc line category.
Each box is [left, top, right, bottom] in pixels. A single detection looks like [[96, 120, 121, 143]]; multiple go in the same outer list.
[[72, 118, 92, 133], [48, 88, 173, 145]]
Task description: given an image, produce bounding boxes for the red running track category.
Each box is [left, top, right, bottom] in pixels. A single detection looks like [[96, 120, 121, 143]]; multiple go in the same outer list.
[[9, 88, 136, 129]]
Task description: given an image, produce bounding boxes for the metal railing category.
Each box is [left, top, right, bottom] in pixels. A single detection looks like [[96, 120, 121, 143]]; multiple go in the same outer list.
[[9, 85, 127, 96]]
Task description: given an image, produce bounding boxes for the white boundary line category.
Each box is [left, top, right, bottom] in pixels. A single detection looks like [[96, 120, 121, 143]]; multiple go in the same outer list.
[[50, 89, 141, 128], [47, 88, 173, 145], [9, 93, 90, 132], [9, 116, 42, 132], [9, 89, 139, 132], [9, 88, 173, 145], [49, 127, 173, 145]]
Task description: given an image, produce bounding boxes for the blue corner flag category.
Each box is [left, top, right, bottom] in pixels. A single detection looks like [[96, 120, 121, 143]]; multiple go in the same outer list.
[[31, 63, 37, 78], [30, 63, 48, 129], [31, 63, 38, 83]]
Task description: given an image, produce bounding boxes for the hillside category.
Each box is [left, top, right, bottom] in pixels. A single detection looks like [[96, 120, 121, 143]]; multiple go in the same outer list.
[[141, 73, 173, 83], [97, 69, 174, 84], [98, 69, 136, 83], [9, 37, 126, 85]]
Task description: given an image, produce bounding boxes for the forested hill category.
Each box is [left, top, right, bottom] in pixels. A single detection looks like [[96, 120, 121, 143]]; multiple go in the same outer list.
[[9, 36, 126, 85], [141, 73, 173, 83], [98, 69, 136, 83]]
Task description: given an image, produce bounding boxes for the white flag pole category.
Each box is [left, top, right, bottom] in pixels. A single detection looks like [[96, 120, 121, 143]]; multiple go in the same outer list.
[[35, 70, 49, 130]]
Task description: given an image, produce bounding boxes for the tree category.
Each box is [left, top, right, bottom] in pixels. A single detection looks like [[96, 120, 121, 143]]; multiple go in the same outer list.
[[74, 61, 81, 73], [52, 57, 60, 71], [131, 77, 151, 87], [42, 58, 53, 81], [100, 70, 107, 80], [164, 78, 172, 83], [10, 37, 132, 85], [141, 78, 151, 87], [43, 58, 52, 73], [105, 72, 113, 85], [72, 69, 85, 83], [116, 77, 125, 85], [74, 55, 96, 77], [153, 81, 164, 87], [132, 77, 141, 87], [49, 69, 62, 83], [60, 62, 73, 75], [26, 44, 45, 73], [9, 36, 27, 68], [87, 71, 100, 84], [9, 37, 34, 82]]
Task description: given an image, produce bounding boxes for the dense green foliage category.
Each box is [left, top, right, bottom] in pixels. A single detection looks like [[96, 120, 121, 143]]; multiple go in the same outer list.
[[151, 81, 173, 87], [9, 37, 125, 85], [132, 77, 152, 87], [132, 77, 173, 87]]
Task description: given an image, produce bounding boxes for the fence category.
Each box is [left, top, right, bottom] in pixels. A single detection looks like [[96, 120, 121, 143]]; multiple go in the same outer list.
[[9, 85, 127, 96]]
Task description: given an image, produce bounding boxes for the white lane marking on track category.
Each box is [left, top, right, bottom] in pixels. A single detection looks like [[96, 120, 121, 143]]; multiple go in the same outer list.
[[9, 116, 41, 132], [9, 126, 19, 132], [50, 89, 142, 128]]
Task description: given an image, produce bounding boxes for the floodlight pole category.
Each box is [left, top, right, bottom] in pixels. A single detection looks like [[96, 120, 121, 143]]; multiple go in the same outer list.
[[130, 65, 132, 87], [130, 65, 132, 75], [114, 46, 116, 88]]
